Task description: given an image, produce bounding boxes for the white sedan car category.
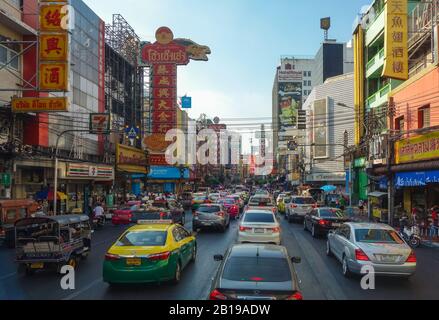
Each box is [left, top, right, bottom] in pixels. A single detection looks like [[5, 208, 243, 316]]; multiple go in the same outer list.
[[238, 210, 281, 245]]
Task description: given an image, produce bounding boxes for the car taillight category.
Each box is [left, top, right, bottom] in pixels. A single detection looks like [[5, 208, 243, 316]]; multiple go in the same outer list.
[[209, 289, 227, 300], [105, 253, 121, 261], [232, 205, 238, 212], [271, 227, 280, 233], [355, 249, 370, 261], [149, 251, 171, 261], [291, 204, 297, 208], [406, 251, 417, 263], [286, 292, 303, 300], [217, 212, 225, 217], [318, 219, 329, 226], [250, 277, 264, 281], [239, 226, 251, 232]]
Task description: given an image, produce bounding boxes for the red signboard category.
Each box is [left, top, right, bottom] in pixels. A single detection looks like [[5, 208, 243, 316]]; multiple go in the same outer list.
[[152, 87, 176, 100], [152, 111, 176, 124], [153, 99, 174, 112], [152, 64, 177, 76], [148, 154, 169, 166], [153, 75, 177, 88]]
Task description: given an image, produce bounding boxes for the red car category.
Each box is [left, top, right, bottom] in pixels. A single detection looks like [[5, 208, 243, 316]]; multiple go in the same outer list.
[[217, 198, 240, 220], [111, 202, 142, 225]]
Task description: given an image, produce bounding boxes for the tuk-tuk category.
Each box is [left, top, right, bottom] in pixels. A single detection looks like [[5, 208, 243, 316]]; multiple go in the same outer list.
[[0, 200, 40, 248], [15, 215, 91, 275]]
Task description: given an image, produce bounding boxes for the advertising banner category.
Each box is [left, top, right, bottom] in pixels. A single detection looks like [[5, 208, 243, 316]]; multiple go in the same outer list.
[[278, 82, 302, 129], [313, 98, 329, 159], [395, 131, 439, 164]]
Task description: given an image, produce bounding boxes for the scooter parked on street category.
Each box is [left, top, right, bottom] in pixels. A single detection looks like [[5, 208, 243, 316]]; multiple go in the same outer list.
[[399, 216, 421, 248]]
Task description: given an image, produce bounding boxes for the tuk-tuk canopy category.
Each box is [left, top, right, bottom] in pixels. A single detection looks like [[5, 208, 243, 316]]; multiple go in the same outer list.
[[15, 215, 89, 227]]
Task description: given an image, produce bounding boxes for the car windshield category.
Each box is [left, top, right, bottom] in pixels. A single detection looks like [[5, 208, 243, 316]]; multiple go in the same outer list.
[[249, 198, 272, 206], [116, 231, 167, 247], [198, 206, 221, 213], [244, 213, 275, 223], [194, 196, 206, 201], [355, 229, 404, 244], [222, 257, 291, 282], [293, 197, 314, 204], [319, 209, 345, 218]]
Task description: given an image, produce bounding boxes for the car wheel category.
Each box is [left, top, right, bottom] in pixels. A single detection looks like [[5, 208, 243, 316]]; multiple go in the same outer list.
[[326, 241, 334, 257], [172, 262, 182, 285], [311, 224, 318, 238], [342, 256, 352, 278]]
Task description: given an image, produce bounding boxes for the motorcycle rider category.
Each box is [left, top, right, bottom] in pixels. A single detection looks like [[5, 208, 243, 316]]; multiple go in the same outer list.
[[93, 203, 105, 228]]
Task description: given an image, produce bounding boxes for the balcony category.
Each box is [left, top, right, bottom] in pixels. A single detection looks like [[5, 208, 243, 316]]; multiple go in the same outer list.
[[365, 8, 385, 46], [366, 83, 390, 109], [366, 48, 385, 79]]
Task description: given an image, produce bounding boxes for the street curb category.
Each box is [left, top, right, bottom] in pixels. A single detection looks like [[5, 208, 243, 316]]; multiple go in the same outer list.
[[421, 242, 439, 249]]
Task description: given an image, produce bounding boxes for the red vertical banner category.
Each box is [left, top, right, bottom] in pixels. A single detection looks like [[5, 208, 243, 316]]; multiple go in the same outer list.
[[151, 64, 177, 134]]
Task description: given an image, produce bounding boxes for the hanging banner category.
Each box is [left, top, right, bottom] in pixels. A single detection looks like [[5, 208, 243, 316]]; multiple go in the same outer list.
[[382, 0, 408, 80]]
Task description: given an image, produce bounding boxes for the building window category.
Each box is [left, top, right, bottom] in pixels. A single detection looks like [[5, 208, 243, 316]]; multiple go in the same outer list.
[[308, 71, 312, 77], [303, 71, 307, 77], [418, 105, 430, 129], [395, 116, 405, 132], [303, 80, 307, 86], [0, 45, 20, 71]]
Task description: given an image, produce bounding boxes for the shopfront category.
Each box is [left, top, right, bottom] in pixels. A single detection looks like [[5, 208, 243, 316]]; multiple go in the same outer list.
[[147, 166, 190, 194], [116, 144, 148, 197], [59, 162, 114, 213]]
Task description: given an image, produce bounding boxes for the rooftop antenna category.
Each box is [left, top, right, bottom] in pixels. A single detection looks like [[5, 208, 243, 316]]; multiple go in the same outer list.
[[320, 17, 331, 41]]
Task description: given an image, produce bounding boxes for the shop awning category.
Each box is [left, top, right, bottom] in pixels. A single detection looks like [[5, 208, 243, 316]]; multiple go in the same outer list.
[[395, 170, 439, 188], [368, 191, 388, 198]]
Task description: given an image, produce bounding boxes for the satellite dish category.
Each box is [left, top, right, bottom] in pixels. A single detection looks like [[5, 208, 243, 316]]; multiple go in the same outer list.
[[213, 117, 220, 124]]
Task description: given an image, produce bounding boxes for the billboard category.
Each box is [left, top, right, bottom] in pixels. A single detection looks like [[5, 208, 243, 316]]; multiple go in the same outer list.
[[278, 82, 302, 129], [313, 98, 329, 159]]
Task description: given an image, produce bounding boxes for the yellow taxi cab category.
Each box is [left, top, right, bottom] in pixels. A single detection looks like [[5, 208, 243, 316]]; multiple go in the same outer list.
[[103, 220, 196, 285]]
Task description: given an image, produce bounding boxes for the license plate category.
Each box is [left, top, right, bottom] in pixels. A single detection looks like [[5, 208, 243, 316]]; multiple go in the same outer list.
[[254, 229, 265, 234], [126, 258, 141, 266], [30, 263, 44, 269], [332, 223, 341, 227], [377, 255, 398, 263]]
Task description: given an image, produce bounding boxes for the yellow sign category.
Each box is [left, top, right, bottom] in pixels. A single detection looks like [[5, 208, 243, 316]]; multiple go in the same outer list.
[[39, 63, 68, 91], [11, 97, 69, 113], [116, 144, 148, 174], [395, 131, 439, 164], [39, 34, 68, 61], [382, 0, 408, 80], [40, 4, 69, 32]]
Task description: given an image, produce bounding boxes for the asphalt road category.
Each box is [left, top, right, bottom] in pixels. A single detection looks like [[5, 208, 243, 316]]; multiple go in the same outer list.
[[1, 211, 438, 300]]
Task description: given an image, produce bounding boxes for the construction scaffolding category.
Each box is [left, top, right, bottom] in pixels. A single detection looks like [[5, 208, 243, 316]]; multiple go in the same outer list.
[[105, 14, 146, 150]]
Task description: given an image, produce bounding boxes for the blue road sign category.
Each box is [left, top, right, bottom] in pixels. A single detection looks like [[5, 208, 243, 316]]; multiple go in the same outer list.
[[181, 96, 192, 109]]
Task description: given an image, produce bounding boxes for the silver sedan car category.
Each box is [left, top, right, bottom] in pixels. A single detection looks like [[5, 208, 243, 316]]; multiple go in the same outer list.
[[327, 223, 416, 278]]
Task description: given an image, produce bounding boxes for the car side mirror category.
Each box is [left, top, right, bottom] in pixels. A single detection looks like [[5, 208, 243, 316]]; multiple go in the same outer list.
[[214, 254, 224, 261], [291, 257, 301, 264]]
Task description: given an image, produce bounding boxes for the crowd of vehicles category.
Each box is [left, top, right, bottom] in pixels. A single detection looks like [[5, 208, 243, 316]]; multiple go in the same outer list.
[[1, 185, 421, 300]]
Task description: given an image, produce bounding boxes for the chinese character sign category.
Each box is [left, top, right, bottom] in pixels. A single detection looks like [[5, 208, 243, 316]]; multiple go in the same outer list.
[[382, 0, 408, 80], [39, 4, 69, 32], [39, 63, 68, 91], [39, 34, 68, 61], [140, 27, 210, 138]]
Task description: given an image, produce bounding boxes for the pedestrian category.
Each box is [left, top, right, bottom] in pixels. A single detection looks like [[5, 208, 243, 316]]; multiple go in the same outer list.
[[358, 200, 365, 217]]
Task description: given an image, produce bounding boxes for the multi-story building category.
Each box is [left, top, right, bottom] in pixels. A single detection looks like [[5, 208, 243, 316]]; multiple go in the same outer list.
[[303, 73, 355, 188]]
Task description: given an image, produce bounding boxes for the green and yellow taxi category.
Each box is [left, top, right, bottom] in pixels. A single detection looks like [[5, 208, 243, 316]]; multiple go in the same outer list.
[[277, 194, 287, 214], [103, 220, 197, 285], [191, 194, 210, 211]]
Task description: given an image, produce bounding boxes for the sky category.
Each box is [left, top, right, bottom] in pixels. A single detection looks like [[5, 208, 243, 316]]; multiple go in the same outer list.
[[84, 0, 371, 152]]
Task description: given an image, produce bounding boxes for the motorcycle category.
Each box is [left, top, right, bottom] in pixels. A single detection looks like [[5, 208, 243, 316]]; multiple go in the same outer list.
[[399, 216, 421, 248], [92, 215, 105, 230]]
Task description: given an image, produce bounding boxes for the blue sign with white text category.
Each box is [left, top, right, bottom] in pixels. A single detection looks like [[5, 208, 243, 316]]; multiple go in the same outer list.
[[148, 166, 190, 179], [181, 96, 192, 109], [395, 170, 439, 188]]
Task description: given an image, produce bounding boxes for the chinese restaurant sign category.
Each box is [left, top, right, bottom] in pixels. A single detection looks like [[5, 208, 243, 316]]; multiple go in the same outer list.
[[12, 97, 68, 113], [382, 0, 408, 80], [140, 27, 210, 158], [38, 1, 70, 93], [116, 144, 148, 174], [395, 131, 439, 164]]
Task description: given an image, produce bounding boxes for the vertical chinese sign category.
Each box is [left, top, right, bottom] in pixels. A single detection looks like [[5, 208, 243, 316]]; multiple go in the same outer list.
[[382, 0, 408, 80], [140, 27, 210, 165], [39, 1, 70, 92]]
